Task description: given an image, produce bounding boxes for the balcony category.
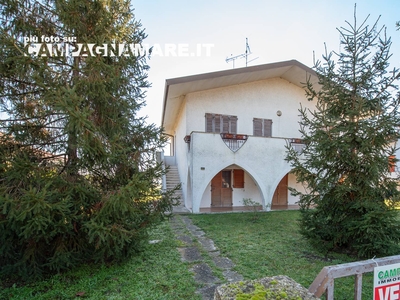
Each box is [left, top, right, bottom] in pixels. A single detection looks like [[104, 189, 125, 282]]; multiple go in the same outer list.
[[220, 133, 248, 152], [183, 132, 304, 156], [289, 138, 306, 153]]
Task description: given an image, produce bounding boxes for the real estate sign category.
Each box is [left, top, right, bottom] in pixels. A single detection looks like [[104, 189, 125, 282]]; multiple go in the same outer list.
[[374, 263, 400, 300]]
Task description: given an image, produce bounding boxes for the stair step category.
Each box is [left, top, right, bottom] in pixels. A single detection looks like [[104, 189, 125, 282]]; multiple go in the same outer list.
[[164, 165, 187, 211]]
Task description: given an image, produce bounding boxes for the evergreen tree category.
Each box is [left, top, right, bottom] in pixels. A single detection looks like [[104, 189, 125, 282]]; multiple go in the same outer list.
[[0, 0, 176, 279], [286, 9, 400, 258]]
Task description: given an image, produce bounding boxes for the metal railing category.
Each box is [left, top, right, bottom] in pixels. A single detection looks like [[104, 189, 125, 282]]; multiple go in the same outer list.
[[156, 151, 167, 191], [308, 255, 400, 299], [220, 133, 248, 152]]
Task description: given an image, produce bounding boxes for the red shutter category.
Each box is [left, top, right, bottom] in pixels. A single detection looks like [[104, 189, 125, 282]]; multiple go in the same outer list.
[[233, 169, 245, 188]]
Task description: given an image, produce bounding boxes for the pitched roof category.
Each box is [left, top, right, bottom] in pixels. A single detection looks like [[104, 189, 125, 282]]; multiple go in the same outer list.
[[162, 59, 318, 132]]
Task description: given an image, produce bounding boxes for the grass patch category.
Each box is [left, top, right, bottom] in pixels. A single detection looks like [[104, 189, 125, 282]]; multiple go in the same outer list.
[[188, 211, 374, 300], [0, 221, 200, 300], [1, 211, 381, 299]]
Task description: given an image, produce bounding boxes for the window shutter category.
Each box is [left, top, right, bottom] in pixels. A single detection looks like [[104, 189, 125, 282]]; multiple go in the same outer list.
[[233, 169, 244, 188], [215, 114, 221, 133], [230, 116, 237, 134], [205, 114, 213, 132], [206, 113, 237, 133], [253, 118, 262, 136], [253, 118, 272, 137], [222, 115, 230, 133], [264, 119, 272, 137]]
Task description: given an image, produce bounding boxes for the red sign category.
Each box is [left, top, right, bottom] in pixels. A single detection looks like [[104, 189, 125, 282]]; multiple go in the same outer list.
[[374, 282, 400, 300], [374, 263, 400, 300]]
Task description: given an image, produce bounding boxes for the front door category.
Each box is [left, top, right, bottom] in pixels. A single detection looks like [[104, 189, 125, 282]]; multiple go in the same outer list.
[[272, 174, 288, 208], [211, 171, 233, 207]]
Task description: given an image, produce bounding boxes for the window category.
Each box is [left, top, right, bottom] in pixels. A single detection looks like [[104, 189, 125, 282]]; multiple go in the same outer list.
[[290, 138, 306, 154], [233, 169, 244, 188], [221, 170, 231, 188], [253, 118, 272, 137], [205, 113, 237, 133]]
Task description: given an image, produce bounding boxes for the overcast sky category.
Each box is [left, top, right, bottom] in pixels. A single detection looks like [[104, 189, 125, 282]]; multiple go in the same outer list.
[[132, 0, 400, 127]]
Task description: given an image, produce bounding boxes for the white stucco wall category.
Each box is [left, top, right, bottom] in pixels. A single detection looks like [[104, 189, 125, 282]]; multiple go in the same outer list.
[[165, 75, 400, 212], [188, 132, 294, 212], [169, 98, 191, 208], [200, 166, 262, 208], [184, 78, 315, 138], [167, 76, 316, 213]]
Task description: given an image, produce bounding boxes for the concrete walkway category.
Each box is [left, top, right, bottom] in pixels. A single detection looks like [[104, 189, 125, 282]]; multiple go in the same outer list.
[[170, 215, 244, 300]]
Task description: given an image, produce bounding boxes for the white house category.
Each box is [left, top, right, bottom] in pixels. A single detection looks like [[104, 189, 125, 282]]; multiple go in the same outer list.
[[160, 60, 319, 213]]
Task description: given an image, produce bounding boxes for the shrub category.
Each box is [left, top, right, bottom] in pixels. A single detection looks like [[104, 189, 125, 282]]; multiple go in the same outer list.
[[0, 147, 176, 280]]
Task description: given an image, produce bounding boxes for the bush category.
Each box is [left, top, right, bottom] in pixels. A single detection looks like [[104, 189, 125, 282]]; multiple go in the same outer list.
[[299, 198, 400, 257], [0, 147, 175, 280]]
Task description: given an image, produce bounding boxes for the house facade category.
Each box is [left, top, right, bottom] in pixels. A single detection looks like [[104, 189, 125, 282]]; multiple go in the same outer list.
[[161, 60, 319, 213]]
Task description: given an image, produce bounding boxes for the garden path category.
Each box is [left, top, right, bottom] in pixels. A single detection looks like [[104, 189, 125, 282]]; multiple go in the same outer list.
[[170, 215, 244, 300]]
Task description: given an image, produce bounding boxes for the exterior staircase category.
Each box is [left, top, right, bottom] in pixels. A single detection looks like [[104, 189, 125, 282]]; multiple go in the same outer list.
[[166, 165, 190, 213]]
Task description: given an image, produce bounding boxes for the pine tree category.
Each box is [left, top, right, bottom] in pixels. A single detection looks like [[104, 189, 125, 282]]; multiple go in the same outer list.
[[286, 8, 400, 258], [0, 0, 176, 279]]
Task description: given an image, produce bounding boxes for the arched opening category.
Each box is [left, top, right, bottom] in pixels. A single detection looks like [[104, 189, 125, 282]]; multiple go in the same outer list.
[[200, 164, 263, 212], [271, 171, 305, 210], [272, 174, 288, 209]]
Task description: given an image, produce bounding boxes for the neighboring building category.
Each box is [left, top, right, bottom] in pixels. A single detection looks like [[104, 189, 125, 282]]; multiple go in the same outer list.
[[161, 59, 398, 213]]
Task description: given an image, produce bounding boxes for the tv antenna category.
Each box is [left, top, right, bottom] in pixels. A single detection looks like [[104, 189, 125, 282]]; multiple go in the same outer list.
[[226, 38, 258, 68]]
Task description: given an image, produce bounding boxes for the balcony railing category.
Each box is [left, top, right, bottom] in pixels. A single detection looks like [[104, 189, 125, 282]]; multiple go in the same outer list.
[[220, 133, 248, 152], [184, 132, 304, 154], [290, 138, 306, 153]]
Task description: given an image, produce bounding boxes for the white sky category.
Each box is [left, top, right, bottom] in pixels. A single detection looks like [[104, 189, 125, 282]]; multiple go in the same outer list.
[[132, 0, 400, 127]]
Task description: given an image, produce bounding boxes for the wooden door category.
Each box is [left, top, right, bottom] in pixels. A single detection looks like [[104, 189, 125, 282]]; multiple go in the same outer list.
[[211, 171, 233, 207], [272, 174, 288, 208]]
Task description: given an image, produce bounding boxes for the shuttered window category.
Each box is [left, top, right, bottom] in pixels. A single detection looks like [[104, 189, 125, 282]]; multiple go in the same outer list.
[[253, 118, 272, 137], [233, 169, 245, 188], [205, 113, 237, 133]]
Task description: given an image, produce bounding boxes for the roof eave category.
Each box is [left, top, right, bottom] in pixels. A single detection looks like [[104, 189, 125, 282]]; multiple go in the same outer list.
[[161, 60, 318, 132]]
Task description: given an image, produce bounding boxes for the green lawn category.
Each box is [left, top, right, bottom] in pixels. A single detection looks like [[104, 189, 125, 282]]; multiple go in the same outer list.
[[0, 222, 199, 300], [188, 210, 374, 300], [1, 210, 380, 299]]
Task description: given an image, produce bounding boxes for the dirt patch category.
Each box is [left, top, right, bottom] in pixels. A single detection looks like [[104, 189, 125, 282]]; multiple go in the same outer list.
[[301, 251, 333, 262]]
